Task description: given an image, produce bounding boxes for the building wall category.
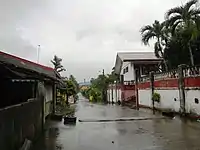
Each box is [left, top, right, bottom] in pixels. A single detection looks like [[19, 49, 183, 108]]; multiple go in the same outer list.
[[44, 83, 53, 117], [120, 62, 135, 81]]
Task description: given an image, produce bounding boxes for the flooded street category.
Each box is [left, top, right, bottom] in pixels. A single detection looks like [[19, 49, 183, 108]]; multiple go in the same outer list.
[[33, 95, 200, 150]]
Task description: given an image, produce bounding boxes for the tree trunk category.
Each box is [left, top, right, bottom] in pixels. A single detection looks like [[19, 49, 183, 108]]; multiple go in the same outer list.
[[160, 50, 168, 71], [66, 94, 69, 105], [158, 37, 168, 71], [188, 42, 194, 66]]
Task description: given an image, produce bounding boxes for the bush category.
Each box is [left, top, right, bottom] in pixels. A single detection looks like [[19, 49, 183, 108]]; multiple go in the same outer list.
[[152, 92, 161, 103]]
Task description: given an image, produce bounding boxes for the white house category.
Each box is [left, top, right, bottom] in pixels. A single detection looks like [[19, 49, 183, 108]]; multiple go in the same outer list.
[[107, 52, 162, 103], [114, 52, 162, 82]]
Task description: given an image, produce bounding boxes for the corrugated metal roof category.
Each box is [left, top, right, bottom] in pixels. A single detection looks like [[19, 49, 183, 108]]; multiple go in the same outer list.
[[0, 51, 58, 80], [117, 52, 162, 61], [114, 52, 162, 75]]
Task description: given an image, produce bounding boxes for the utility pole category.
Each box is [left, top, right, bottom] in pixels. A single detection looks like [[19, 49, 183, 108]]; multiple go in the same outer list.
[[37, 45, 40, 63]]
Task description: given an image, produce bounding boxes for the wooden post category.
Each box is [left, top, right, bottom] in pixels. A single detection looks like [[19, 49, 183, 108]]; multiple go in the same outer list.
[[52, 83, 56, 114], [178, 64, 186, 115], [150, 71, 155, 114]]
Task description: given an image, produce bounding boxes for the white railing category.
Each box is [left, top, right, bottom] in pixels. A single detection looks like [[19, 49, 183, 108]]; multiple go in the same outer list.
[[183, 66, 200, 77]]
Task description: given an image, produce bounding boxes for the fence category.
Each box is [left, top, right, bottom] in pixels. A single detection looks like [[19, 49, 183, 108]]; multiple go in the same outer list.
[[0, 99, 43, 150], [139, 65, 200, 83]]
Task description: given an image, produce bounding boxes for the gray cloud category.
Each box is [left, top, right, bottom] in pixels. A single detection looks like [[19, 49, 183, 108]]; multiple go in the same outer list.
[[0, 0, 190, 81]]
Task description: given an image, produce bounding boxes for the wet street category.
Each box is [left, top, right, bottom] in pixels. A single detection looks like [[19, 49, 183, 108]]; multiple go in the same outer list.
[[34, 95, 200, 150]]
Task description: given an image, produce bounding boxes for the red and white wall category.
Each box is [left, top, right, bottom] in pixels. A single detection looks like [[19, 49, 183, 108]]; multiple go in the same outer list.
[[138, 76, 200, 115], [107, 84, 135, 103]]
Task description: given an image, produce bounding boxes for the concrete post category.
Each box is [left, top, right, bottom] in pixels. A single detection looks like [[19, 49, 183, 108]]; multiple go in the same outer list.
[[111, 83, 114, 104], [178, 65, 186, 115], [135, 69, 139, 110], [115, 81, 117, 103], [150, 71, 155, 114]]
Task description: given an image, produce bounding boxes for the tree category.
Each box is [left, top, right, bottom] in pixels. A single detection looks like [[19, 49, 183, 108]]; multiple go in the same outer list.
[[51, 55, 66, 73], [69, 75, 79, 93], [140, 20, 169, 71], [165, 0, 200, 66], [65, 80, 76, 104]]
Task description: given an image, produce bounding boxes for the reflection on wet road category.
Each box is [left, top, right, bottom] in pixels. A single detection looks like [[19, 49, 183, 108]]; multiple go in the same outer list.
[[33, 94, 200, 150]]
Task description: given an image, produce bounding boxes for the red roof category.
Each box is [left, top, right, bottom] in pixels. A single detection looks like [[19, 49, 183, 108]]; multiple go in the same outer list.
[[0, 50, 57, 80], [0, 51, 54, 71]]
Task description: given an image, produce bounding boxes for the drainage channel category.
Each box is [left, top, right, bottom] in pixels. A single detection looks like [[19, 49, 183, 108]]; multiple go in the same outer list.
[[79, 117, 168, 122]]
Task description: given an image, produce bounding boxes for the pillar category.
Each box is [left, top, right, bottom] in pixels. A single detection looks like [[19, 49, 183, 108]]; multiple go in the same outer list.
[[178, 64, 186, 115], [135, 69, 139, 110], [150, 71, 155, 114]]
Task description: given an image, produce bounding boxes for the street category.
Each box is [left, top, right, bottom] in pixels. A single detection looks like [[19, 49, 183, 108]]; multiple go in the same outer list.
[[34, 94, 200, 150]]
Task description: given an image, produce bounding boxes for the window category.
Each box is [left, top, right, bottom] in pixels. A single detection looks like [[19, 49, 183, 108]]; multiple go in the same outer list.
[[123, 66, 129, 74], [123, 69, 126, 74], [195, 98, 199, 104], [126, 66, 128, 73]]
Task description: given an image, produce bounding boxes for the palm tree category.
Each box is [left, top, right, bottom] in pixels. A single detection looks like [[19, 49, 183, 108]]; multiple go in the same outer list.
[[165, 0, 200, 66], [51, 55, 66, 73], [140, 20, 168, 71]]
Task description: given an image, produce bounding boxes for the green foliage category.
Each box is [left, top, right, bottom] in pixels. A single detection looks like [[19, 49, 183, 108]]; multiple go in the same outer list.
[[65, 79, 77, 97], [69, 75, 79, 93], [152, 92, 161, 103], [81, 71, 119, 103], [141, 0, 200, 69]]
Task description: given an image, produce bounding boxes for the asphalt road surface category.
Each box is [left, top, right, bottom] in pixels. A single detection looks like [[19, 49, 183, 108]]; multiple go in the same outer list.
[[33, 94, 200, 150]]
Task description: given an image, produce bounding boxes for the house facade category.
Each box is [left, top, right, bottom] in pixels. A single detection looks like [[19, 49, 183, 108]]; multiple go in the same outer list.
[[107, 52, 162, 105], [0, 51, 62, 150]]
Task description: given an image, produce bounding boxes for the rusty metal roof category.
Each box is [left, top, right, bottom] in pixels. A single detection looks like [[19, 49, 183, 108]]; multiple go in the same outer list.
[[0, 51, 58, 80]]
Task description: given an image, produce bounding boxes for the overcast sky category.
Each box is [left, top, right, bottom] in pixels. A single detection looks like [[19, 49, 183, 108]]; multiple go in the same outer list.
[[1, 0, 189, 82]]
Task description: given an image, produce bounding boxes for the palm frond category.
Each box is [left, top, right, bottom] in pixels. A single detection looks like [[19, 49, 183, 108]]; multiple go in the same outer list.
[[193, 15, 200, 30], [171, 20, 182, 35], [165, 7, 183, 19], [141, 31, 156, 45], [189, 8, 200, 16], [185, 0, 198, 12], [140, 25, 153, 34], [167, 15, 182, 27]]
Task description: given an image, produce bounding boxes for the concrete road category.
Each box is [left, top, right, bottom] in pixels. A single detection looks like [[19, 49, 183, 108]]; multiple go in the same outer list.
[[34, 95, 200, 150]]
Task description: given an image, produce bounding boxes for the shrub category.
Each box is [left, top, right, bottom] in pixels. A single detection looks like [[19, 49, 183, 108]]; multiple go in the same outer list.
[[152, 92, 161, 103]]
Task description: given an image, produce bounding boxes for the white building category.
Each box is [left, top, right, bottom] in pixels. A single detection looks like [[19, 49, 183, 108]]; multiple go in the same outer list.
[[107, 52, 162, 103], [114, 52, 162, 82]]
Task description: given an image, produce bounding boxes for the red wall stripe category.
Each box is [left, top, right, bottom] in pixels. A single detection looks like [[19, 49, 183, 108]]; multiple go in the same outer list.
[[138, 82, 150, 89], [184, 77, 200, 87], [108, 76, 200, 90]]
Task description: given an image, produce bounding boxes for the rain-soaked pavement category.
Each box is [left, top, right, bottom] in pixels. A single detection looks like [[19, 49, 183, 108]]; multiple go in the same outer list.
[[33, 94, 200, 150]]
